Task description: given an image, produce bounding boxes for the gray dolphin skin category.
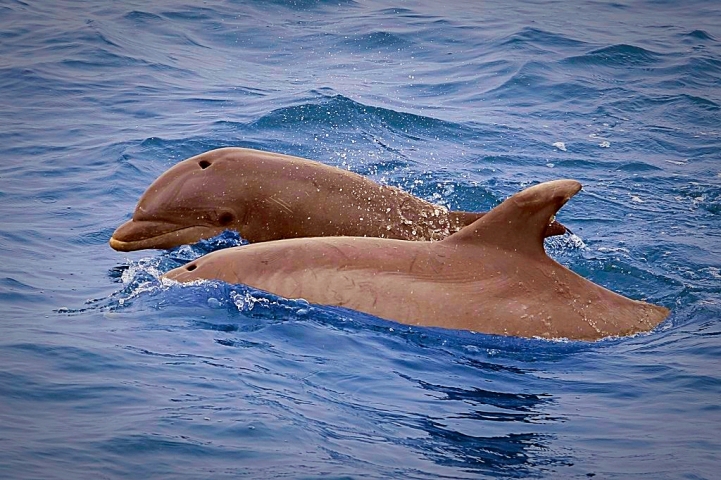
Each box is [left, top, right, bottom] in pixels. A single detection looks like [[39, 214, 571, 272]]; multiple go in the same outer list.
[[163, 180, 669, 341], [109, 148, 567, 251]]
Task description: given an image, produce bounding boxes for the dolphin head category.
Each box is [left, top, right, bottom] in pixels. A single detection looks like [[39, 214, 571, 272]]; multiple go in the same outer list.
[[109, 151, 251, 251]]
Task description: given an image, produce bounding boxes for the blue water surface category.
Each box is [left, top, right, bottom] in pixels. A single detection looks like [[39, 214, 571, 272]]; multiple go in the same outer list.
[[1, 1, 720, 478]]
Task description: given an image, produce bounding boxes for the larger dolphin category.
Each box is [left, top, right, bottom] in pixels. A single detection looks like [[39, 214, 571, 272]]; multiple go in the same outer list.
[[163, 180, 669, 341], [109, 148, 567, 251]]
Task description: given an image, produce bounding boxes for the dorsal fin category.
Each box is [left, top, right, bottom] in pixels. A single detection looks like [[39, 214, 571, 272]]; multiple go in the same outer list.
[[443, 180, 582, 255]]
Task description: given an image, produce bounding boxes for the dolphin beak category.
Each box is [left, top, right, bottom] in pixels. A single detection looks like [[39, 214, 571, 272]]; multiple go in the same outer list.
[[109, 219, 225, 251], [109, 219, 158, 251], [109, 235, 131, 251], [109, 219, 184, 251]]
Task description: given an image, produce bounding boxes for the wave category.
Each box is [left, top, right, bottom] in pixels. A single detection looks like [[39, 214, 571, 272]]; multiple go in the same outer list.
[[565, 44, 662, 67], [249, 92, 462, 137], [684, 29, 716, 41], [498, 27, 588, 53]]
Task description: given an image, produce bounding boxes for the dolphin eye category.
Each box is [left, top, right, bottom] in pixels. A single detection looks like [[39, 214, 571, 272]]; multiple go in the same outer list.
[[198, 160, 211, 169], [218, 211, 234, 226], [186, 264, 197, 271]]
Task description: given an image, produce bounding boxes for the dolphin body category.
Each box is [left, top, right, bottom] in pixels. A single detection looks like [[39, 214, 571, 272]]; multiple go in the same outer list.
[[163, 180, 669, 341], [110, 148, 567, 251]]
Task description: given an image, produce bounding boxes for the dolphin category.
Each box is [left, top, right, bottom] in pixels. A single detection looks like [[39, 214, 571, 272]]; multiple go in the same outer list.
[[163, 179, 669, 341], [109, 148, 567, 251]]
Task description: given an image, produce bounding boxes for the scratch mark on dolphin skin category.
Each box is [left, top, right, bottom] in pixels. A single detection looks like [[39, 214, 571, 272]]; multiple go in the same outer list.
[[323, 241, 353, 265], [267, 196, 294, 215], [408, 252, 420, 273]]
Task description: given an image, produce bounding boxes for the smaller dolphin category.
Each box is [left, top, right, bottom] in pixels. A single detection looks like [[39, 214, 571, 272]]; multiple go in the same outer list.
[[163, 180, 669, 341], [109, 148, 567, 251]]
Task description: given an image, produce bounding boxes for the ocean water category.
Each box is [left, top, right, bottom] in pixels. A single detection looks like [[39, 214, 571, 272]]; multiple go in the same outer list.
[[1, 0, 720, 478]]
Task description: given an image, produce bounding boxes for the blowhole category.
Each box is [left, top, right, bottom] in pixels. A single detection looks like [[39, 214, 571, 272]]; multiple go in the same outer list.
[[198, 160, 211, 169], [186, 264, 197, 271], [218, 211, 234, 226]]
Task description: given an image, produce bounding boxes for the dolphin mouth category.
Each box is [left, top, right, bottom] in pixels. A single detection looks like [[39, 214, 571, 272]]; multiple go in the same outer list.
[[109, 219, 222, 252]]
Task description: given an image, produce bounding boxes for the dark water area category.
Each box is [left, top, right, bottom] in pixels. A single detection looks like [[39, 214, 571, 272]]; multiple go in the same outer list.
[[1, 1, 720, 478]]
